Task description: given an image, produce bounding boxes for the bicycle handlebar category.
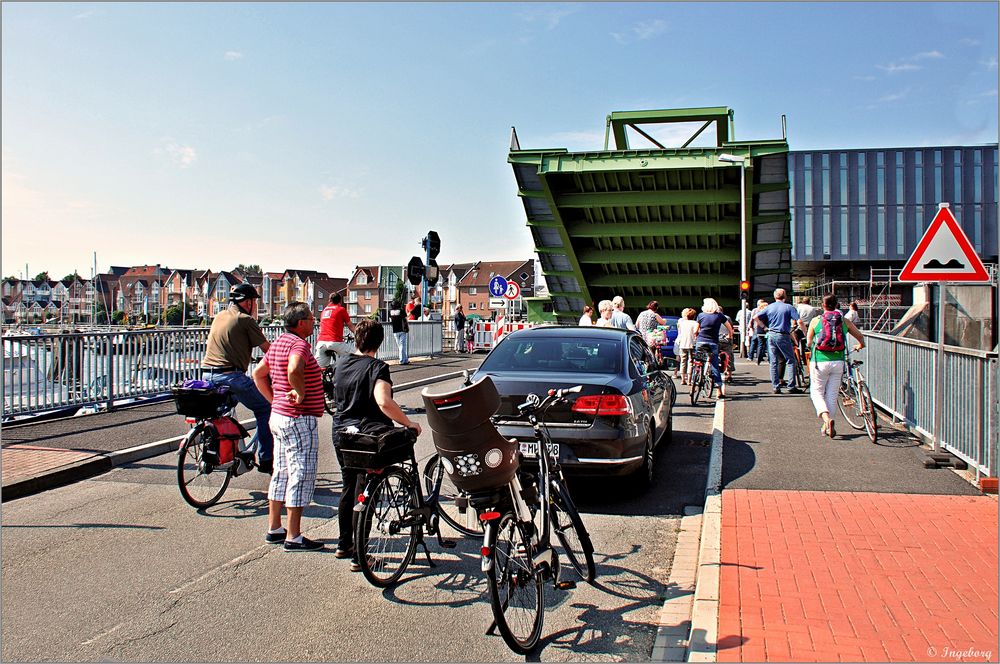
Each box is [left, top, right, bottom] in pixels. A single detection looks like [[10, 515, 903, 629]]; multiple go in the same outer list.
[[516, 385, 583, 415]]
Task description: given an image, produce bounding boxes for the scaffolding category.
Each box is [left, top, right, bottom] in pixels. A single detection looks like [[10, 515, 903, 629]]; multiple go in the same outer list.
[[801, 264, 999, 332]]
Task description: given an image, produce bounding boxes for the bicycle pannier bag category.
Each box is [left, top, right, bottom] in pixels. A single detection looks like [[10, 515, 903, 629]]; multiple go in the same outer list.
[[212, 417, 248, 465], [422, 376, 519, 494], [815, 311, 846, 352]]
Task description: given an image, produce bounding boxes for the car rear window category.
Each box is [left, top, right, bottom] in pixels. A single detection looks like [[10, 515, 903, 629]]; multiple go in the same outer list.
[[480, 337, 622, 374]]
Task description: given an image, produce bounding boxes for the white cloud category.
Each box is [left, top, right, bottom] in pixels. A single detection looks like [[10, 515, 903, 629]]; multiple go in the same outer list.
[[983, 57, 998, 70], [913, 50, 944, 60], [224, 51, 244, 61], [853, 75, 876, 81], [516, 6, 579, 30], [73, 9, 101, 20], [876, 62, 921, 74], [878, 91, 907, 103], [319, 184, 360, 201], [612, 19, 668, 44], [981, 89, 998, 97], [156, 139, 198, 168], [960, 37, 981, 46]]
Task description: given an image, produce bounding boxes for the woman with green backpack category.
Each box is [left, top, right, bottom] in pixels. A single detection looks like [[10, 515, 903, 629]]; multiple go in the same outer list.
[[806, 294, 866, 438]]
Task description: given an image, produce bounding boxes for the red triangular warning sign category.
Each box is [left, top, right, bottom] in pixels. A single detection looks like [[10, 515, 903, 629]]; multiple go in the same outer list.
[[898, 205, 990, 282]]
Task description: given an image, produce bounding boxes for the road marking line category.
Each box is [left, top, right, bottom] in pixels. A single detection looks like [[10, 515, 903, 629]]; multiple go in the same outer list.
[[80, 621, 125, 646]]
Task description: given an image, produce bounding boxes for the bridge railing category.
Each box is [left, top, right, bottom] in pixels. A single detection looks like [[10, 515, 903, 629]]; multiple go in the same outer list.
[[2, 322, 442, 419], [863, 331, 998, 477]]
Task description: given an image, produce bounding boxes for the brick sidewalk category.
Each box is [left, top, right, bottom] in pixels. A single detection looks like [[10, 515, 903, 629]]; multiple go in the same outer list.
[[1, 445, 99, 486], [717, 489, 999, 662]]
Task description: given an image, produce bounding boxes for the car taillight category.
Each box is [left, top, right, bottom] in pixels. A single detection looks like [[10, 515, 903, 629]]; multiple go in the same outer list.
[[572, 394, 630, 417]]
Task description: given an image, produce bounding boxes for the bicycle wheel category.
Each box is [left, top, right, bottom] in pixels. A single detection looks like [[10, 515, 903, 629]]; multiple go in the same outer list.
[[858, 382, 878, 443], [487, 513, 544, 654], [422, 455, 483, 538], [177, 424, 231, 509], [549, 479, 596, 583], [689, 368, 703, 405], [838, 380, 865, 430], [322, 367, 336, 416], [357, 469, 419, 587]]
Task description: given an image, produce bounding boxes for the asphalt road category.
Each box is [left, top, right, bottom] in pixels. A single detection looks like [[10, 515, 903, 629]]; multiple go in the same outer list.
[[721, 361, 981, 495], [1, 374, 713, 662]]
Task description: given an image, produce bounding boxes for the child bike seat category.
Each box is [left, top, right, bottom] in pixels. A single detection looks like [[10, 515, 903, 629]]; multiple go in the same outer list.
[[421, 376, 519, 494]]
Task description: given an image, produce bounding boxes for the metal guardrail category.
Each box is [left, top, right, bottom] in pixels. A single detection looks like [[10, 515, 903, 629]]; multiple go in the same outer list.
[[2, 322, 442, 419], [863, 331, 998, 477]]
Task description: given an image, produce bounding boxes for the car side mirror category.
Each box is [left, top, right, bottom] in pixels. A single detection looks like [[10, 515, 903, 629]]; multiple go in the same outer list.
[[461, 369, 471, 386]]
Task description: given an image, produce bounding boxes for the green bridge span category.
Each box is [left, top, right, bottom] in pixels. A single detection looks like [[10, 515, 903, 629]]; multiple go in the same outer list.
[[509, 106, 792, 323]]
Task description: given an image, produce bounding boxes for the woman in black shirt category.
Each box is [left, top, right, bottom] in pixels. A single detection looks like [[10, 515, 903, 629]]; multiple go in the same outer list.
[[332, 319, 422, 570]]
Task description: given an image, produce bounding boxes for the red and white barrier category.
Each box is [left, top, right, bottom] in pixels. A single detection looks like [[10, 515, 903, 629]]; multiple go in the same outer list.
[[472, 320, 534, 351]]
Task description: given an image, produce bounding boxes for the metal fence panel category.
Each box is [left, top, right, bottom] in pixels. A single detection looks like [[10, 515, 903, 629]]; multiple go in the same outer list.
[[3, 323, 443, 419], [864, 332, 998, 476]]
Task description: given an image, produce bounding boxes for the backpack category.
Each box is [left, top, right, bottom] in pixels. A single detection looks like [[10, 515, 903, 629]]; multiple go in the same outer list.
[[814, 311, 846, 352]]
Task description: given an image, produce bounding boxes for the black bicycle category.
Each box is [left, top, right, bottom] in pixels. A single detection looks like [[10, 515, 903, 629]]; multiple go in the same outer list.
[[171, 383, 257, 509], [689, 344, 715, 405], [321, 334, 356, 415], [344, 428, 458, 588], [423, 377, 595, 654]]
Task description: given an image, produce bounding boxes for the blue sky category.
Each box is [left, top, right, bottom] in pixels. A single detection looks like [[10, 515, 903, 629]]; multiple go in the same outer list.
[[3, 2, 997, 281]]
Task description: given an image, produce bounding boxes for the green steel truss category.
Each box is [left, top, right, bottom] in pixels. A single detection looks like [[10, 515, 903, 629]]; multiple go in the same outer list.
[[509, 107, 792, 322]]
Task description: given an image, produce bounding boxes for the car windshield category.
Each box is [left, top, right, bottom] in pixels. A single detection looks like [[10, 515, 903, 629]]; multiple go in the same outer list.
[[480, 337, 622, 374]]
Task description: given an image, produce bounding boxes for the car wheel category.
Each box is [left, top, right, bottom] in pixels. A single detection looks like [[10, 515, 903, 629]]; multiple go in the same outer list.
[[632, 427, 655, 490]]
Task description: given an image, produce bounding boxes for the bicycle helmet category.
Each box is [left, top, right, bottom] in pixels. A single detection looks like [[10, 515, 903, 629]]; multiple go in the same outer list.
[[229, 283, 260, 302]]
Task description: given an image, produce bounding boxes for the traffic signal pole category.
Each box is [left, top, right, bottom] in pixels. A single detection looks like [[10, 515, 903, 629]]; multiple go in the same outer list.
[[421, 235, 430, 320]]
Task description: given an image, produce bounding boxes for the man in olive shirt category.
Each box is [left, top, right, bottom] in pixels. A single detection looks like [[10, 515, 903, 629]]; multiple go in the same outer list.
[[202, 283, 274, 473]]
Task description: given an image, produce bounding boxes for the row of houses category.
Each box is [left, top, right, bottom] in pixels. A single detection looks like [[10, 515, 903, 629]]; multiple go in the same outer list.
[[1, 259, 536, 325]]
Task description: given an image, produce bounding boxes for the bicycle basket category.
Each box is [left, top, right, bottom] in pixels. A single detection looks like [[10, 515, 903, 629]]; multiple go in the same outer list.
[[421, 376, 519, 494], [171, 383, 236, 419], [336, 424, 416, 471]]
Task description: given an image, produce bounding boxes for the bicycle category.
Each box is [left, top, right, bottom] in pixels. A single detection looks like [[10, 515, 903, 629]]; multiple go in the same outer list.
[[345, 427, 458, 588], [422, 377, 595, 654], [689, 344, 715, 405], [838, 352, 877, 442], [172, 383, 257, 509], [320, 334, 356, 416], [483, 387, 596, 653], [792, 332, 811, 390]]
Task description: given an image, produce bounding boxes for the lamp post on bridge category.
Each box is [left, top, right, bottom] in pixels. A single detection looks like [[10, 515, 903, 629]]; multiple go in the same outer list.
[[719, 153, 749, 349]]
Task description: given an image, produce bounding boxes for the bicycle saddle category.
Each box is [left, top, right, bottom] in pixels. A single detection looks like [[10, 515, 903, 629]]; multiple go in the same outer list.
[[422, 376, 519, 493]]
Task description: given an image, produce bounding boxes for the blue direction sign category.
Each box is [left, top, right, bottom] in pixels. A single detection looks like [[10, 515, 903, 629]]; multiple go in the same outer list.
[[489, 276, 509, 298]]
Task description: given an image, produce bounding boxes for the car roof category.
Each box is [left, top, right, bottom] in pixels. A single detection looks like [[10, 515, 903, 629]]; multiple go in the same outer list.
[[505, 325, 631, 340]]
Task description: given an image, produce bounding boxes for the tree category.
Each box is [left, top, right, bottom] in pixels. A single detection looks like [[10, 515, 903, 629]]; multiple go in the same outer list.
[[393, 280, 406, 305], [61, 271, 81, 282], [236, 264, 262, 276], [111, 309, 127, 324], [164, 302, 196, 326], [33, 271, 50, 282]]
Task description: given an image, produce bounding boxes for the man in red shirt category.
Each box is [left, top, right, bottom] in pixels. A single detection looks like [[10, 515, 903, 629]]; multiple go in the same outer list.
[[253, 302, 326, 552], [405, 294, 420, 321], [315, 292, 356, 369]]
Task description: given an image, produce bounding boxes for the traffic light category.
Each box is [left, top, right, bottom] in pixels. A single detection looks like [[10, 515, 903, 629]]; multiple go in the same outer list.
[[425, 259, 439, 287], [423, 230, 440, 260], [407, 256, 424, 286], [739, 280, 751, 300]]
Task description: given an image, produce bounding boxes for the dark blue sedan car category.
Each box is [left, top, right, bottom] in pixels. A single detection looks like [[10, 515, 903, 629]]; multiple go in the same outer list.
[[472, 326, 676, 488]]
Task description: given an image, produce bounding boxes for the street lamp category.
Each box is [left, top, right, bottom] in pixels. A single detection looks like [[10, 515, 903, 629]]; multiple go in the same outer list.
[[719, 153, 748, 350]]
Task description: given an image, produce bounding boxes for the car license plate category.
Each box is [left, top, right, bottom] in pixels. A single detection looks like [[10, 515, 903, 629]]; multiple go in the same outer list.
[[520, 441, 559, 458]]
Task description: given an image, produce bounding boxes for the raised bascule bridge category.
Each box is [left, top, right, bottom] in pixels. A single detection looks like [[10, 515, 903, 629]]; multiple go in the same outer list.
[[509, 106, 792, 323]]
